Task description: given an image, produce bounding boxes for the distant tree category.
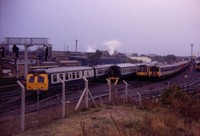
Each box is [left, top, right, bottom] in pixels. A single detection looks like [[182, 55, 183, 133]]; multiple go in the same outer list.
[[88, 50, 102, 65], [166, 54, 176, 62]]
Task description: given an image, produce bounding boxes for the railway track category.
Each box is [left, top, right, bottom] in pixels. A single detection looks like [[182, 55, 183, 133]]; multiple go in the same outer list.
[[1, 67, 200, 116], [0, 78, 17, 85], [126, 69, 200, 101]]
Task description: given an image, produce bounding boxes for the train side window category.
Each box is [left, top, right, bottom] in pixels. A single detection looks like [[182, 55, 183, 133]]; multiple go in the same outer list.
[[72, 72, 76, 79], [69, 73, 72, 79], [53, 74, 57, 82], [77, 72, 80, 78], [29, 76, 35, 83], [38, 76, 44, 82], [98, 70, 103, 75], [87, 71, 89, 76], [59, 74, 63, 80], [123, 69, 126, 73], [65, 73, 69, 80], [82, 71, 84, 77]]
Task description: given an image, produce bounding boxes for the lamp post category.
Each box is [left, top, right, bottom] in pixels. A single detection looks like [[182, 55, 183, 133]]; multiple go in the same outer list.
[[191, 44, 194, 61]]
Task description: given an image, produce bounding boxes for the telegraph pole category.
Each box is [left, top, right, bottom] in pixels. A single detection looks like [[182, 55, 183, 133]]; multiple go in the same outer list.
[[75, 40, 78, 52], [24, 45, 29, 79], [191, 44, 194, 61]]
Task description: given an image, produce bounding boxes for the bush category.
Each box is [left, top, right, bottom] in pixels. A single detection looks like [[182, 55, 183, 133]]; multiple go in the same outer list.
[[160, 85, 200, 121]]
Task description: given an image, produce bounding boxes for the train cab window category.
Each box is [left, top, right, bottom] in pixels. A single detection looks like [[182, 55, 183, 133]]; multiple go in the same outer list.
[[53, 75, 57, 82], [59, 74, 63, 80], [29, 76, 35, 83], [38, 76, 44, 82], [65, 73, 69, 80]]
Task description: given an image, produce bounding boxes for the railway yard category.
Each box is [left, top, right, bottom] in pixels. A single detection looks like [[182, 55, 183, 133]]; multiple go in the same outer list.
[[0, 63, 200, 135]]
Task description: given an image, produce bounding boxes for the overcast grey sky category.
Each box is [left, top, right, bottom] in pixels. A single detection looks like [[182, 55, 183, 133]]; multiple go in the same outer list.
[[0, 0, 199, 56]]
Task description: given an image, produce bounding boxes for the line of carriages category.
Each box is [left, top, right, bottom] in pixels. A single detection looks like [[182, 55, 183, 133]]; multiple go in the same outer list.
[[26, 61, 190, 91], [137, 61, 189, 79]]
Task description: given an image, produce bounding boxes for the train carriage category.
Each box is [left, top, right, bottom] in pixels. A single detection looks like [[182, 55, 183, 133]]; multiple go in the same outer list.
[[26, 66, 95, 91], [108, 63, 137, 80], [149, 61, 189, 78], [92, 64, 112, 82]]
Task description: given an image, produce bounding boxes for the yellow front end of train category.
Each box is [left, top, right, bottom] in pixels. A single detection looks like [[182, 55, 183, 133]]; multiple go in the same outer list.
[[137, 65, 150, 77], [195, 63, 200, 70], [26, 73, 49, 91], [137, 71, 149, 76], [196, 66, 200, 70], [149, 66, 160, 78]]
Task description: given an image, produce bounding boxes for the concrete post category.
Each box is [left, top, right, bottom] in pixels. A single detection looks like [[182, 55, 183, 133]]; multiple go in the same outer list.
[[16, 59, 19, 78], [75, 89, 86, 111], [106, 78, 112, 104], [75, 76, 97, 111], [137, 92, 142, 106], [123, 80, 128, 103], [24, 45, 28, 79], [83, 76, 89, 109], [59, 78, 66, 118], [17, 80, 25, 132]]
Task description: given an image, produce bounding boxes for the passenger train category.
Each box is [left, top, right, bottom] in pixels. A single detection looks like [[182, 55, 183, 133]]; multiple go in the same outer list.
[[149, 61, 189, 78], [26, 61, 190, 91], [137, 61, 189, 78], [26, 64, 112, 91], [137, 63, 155, 77]]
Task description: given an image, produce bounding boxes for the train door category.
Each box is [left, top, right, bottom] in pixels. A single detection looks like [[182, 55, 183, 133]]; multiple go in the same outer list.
[[108, 66, 120, 77], [150, 66, 159, 77]]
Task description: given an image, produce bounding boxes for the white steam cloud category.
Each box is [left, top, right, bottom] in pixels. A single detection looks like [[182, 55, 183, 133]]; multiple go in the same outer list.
[[86, 44, 97, 52], [103, 40, 121, 55]]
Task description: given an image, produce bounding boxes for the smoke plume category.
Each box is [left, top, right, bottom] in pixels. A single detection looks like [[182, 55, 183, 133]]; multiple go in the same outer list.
[[86, 44, 96, 52], [103, 40, 121, 55]]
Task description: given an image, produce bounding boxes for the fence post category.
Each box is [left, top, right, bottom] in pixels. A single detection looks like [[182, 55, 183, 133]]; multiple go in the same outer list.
[[100, 95, 103, 105], [75, 88, 87, 111], [75, 76, 97, 111], [17, 80, 25, 132], [123, 80, 128, 103], [83, 76, 89, 109], [106, 78, 112, 104], [137, 92, 142, 106], [59, 78, 66, 118]]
